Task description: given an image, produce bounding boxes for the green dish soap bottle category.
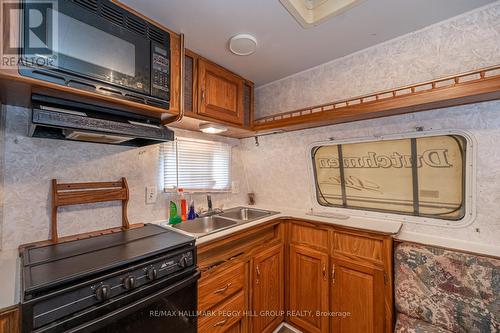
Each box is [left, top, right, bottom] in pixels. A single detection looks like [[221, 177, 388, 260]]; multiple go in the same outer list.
[[168, 201, 182, 225]]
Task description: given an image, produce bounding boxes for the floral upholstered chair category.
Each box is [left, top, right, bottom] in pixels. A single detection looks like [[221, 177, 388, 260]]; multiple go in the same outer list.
[[394, 243, 500, 333]]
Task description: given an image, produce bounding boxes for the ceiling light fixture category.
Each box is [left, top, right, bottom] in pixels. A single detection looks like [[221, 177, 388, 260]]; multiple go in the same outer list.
[[280, 0, 366, 28], [229, 34, 258, 56], [199, 123, 228, 134]]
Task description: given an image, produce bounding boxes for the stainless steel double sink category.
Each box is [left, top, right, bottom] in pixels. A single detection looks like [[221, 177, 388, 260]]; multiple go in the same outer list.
[[172, 207, 279, 236]]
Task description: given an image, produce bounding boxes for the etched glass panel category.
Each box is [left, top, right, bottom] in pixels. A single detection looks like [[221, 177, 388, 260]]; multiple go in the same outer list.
[[342, 139, 414, 213], [313, 145, 343, 206], [416, 135, 465, 219], [312, 135, 466, 221]]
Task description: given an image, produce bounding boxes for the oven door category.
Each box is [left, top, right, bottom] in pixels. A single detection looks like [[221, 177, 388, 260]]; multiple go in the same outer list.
[[32, 271, 200, 333], [21, 0, 151, 95], [74, 272, 199, 333]]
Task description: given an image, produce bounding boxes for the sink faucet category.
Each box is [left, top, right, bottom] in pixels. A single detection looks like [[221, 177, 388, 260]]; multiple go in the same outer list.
[[198, 195, 222, 217], [207, 195, 213, 212]]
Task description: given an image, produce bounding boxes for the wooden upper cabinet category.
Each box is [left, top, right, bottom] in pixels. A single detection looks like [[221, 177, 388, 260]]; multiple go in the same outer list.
[[178, 51, 254, 135], [331, 258, 385, 333], [288, 244, 329, 333], [252, 243, 284, 333], [198, 59, 245, 126], [168, 33, 182, 115]]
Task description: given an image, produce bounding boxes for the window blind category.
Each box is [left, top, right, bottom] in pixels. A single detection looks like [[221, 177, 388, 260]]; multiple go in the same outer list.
[[161, 138, 232, 191]]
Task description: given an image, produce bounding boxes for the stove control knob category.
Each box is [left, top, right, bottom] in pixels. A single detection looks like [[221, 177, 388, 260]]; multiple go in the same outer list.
[[123, 276, 136, 290], [95, 284, 111, 301], [146, 267, 158, 281], [178, 255, 189, 268]]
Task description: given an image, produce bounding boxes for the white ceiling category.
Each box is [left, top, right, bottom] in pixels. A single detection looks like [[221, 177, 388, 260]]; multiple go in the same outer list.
[[122, 0, 495, 86]]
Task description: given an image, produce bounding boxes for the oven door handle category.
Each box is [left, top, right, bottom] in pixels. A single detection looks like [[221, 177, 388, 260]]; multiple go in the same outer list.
[[63, 271, 200, 333]]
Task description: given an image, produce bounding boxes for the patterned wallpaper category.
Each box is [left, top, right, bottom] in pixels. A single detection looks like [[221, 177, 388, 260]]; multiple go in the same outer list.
[[248, 3, 500, 251], [255, 2, 500, 119], [240, 101, 500, 248], [0, 106, 247, 250]]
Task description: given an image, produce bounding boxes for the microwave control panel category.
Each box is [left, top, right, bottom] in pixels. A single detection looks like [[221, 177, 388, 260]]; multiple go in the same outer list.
[[151, 45, 170, 100]]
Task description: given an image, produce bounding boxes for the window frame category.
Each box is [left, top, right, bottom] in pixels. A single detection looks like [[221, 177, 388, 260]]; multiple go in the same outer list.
[[161, 137, 233, 193], [307, 130, 476, 227]]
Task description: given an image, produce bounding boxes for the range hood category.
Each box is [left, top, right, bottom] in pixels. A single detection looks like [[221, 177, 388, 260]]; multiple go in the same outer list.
[[29, 95, 174, 147]]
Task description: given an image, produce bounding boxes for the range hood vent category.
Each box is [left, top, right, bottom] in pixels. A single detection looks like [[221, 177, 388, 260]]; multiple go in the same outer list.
[[29, 95, 174, 147], [62, 130, 132, 144]]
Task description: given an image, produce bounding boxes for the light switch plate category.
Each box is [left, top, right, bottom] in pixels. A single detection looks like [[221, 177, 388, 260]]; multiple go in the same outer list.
[[146, 186, 157, 204]]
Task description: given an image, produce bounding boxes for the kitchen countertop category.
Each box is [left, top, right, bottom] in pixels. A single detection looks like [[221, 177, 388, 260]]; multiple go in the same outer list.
[[158, 206, 500, 257], [0, 207, 402, 310], [158, 206, 403, 245], [2, 207, 498, 310]]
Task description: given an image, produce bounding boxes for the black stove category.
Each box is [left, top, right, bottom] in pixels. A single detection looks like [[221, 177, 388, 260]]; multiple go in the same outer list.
[[20, 224, 199, 333]]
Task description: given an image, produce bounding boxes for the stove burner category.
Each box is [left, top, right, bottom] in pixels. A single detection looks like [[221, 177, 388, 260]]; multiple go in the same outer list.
[[20, 224, 198, 333]]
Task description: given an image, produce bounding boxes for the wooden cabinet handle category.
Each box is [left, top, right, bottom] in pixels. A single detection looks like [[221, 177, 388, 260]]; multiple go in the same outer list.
[[213, 283, 232, 294], [331, 264, 336, 284], [256, 265, 261, 284], [322, 264, 327, 280], [213, 319, 227, 327], [201, 89, 205, 102]]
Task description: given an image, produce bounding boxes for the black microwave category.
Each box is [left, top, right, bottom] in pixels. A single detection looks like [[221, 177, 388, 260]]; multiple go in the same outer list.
[[19, 0, 171, 109]]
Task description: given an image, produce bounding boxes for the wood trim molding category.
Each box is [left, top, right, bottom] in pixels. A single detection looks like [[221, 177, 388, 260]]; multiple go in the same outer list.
[[252, 65, 500, 133]]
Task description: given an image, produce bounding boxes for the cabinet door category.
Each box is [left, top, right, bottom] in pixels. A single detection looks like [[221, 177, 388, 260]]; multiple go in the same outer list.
[[198, 59, 244, 125], [289, 244, 329, 333], [331, 258, 385, 333], [222, 320, 244, 333], [0, 307, 20, 333], [252, 243, 284, 333]]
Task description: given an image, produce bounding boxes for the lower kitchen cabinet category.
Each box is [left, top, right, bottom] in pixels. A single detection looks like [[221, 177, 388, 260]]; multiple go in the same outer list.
[[288, 244, 329, 333], [199, 261, 246, 311], [196, 219, 393, 333], [331, 258, 385, 333], [199, 290, 246, 333], [0, 306, 20, 333], [252, 243, 284, 333], [287, 221, 393, 333]]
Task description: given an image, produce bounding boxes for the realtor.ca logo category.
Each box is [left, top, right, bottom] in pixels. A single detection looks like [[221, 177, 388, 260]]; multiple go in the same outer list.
[[1, 0, 58, 69]]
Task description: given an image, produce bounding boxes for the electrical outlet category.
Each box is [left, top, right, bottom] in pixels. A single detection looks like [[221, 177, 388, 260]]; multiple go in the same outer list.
[[231, 181, 240, 194], [146, 186, 157, 204]]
